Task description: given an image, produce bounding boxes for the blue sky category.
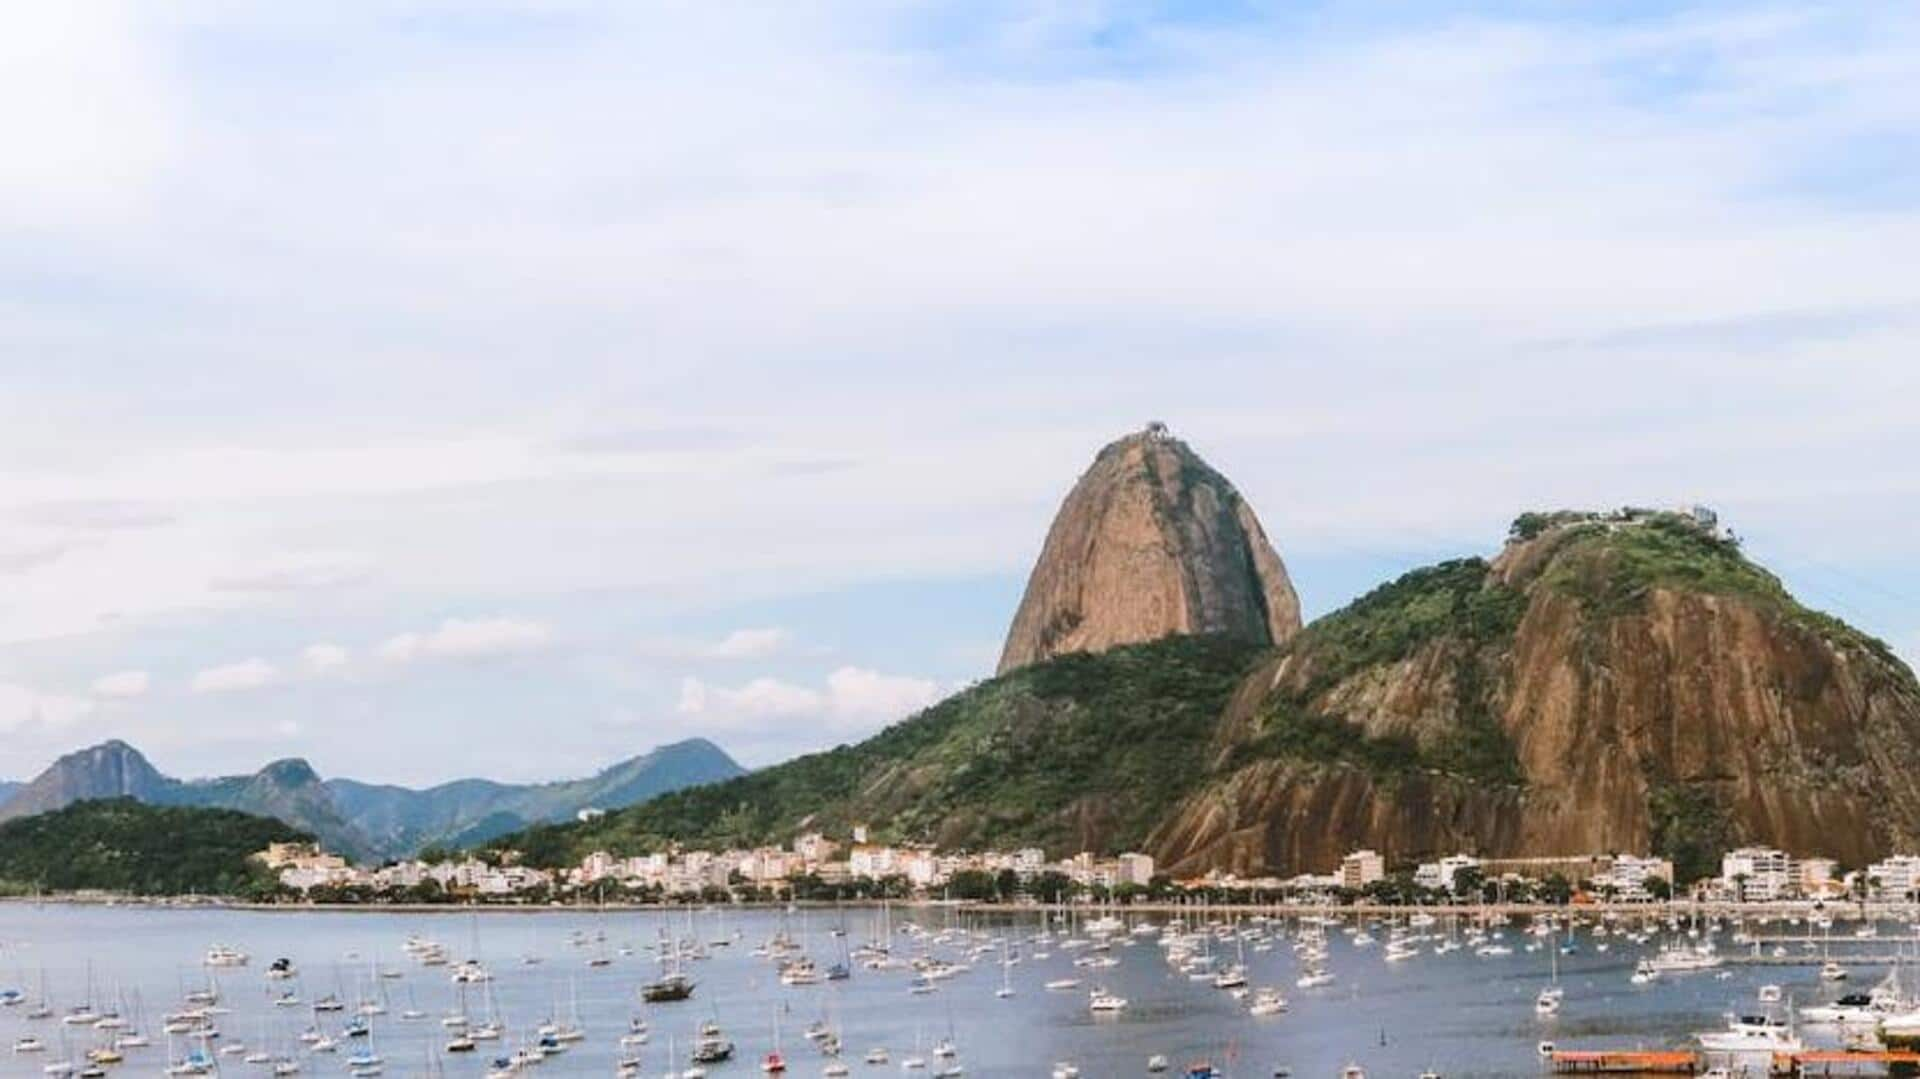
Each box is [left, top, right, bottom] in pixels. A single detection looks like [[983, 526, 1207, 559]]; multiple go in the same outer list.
[[2, 2, 1917, 784]]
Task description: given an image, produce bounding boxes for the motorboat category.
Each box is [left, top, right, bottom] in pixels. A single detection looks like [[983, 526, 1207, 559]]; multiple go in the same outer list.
[[204, 946, 249, 968], [1248, 988, 1287, 1017], [1696, 1013, 1801, 1053]]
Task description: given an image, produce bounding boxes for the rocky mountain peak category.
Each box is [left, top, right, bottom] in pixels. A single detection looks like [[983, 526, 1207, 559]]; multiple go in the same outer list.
[[997, 424, 1301, 674]]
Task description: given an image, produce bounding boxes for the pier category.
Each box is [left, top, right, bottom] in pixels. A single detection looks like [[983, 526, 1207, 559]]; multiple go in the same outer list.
[[1550, 1050, 1697, 1073], [1550, 1050, 1920, 1076], [1725, 954, 1910, 966]]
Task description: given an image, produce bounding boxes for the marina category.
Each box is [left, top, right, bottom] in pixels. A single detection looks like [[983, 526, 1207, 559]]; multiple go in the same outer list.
[[7, 904, 1920, 1076]]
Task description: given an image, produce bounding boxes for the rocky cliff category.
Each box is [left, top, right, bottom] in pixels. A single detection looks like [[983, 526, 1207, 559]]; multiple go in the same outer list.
[[998, 425, 1301, 674], [1152, 511, 1920, 880]]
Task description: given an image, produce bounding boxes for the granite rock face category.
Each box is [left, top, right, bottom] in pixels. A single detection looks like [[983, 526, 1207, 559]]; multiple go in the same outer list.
[[1152, 517, 1920, 877], [998, 426, 1301, 675]]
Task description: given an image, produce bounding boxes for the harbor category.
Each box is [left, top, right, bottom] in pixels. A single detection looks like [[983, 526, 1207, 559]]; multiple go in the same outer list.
[[6, 904, 1920, 1076]]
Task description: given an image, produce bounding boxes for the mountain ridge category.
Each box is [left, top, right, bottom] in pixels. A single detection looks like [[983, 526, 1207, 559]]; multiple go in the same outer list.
[[0, 737, 745, 862], [493, 504, 1920, 884]]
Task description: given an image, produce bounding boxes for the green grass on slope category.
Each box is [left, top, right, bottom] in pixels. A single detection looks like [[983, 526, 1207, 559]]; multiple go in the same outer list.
[[1537, 515, 1915, 685], [0, 798, 305, 896], [498, 635, 1267, 866], [1233, 558, 1527, 785]]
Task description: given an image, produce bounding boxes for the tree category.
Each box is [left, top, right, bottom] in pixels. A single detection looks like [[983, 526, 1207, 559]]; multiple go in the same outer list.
[[994, 869, 1019, 900], [1030, 871, 1078, 904], [1537, 873, 1573, 906], [1450, 867, 1485, 903], [945, 870, 999, 901]]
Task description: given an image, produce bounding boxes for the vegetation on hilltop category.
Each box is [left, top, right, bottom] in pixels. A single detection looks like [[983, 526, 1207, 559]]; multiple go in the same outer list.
[[1528, 512, 1914, 683], [496, 635, 1268, 867], [0, 799, 303, 897]]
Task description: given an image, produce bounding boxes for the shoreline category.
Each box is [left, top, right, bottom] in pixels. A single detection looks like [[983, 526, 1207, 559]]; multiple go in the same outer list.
[[4, 895, 1913, 918]]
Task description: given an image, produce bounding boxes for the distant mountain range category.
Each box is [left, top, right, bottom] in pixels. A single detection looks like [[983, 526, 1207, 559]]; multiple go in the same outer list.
[[0, 782, 19, 804], [0, 738, 743, 862]]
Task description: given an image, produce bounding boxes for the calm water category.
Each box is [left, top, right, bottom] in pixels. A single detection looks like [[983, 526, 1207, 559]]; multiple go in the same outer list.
[[0, 904, 1894, 1078]]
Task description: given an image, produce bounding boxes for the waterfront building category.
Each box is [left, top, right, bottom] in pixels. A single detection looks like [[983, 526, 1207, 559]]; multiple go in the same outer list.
[[1867, 855, 1920, 900], [1720, 847, 1795, 901], [1340, 850, 1385, 889]]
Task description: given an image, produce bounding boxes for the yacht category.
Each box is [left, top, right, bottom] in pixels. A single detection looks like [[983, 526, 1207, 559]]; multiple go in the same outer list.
[[1696, 1013, 1801, 1053], [642, 974, 696, 1003], [1088, 988, 1128, 1013], [1248, 988, 1288, 1017], [203, 946, 249, 968], [1295, 968, 1335, 989], [1648, 942, 1721, 973]]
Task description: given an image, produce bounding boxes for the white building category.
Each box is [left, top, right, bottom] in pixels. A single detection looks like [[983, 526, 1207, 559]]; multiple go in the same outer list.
[[1867, 855, 1920, 900], [1413, 854, 1481, 892], [1116, 853, 1155, 888], [1340, 850, 1385, 890], [1721, 847, 1795, 901], [1592, 855, 1672, 900]]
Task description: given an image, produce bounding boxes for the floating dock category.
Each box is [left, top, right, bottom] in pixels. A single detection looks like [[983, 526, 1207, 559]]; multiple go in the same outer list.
[[1726, 954, 1911, 966], [1780, 1050, 1920, 1076], [1550, 1050, 1698, 1073]]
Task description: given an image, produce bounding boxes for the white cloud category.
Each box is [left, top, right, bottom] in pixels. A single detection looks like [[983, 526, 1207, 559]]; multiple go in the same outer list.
[[378, 617, 553, 663], [677, 665, 943, 735], [90, 669, 150, 699], [302, 643, 350, 674], [190, 658, 278, 694], [822, 667, 943, 721], [703, 627, 792, 660], [209, 552, 374, 593], [0, 683, 94, 733], [1, 4, 1919, 779], [20, 500, 174, 531], [0, 538, 74, 574]]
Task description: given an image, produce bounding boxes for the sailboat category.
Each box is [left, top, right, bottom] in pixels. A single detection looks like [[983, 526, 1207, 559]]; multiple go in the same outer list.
[[1535, 944, 1563, 1015], [761, 1006, 787, 1073], [996, 938, 1016, 999], [344, 1015, 383, 1076]]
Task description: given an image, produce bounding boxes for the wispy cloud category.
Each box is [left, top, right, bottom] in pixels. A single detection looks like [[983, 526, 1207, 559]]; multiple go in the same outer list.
[[209, 553, 374, 593], [20, 500, 174, 531], [190, 659, 278, 694], [378, 617, 553, 663], [0, 682, 94, 734], [90, 669, 150, 699], [677, 666, 942, 738], [302, 643, 351, 674], [700, 627, 791, 660]]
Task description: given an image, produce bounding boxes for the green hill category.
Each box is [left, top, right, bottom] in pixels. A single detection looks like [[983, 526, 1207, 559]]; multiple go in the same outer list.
[[496, 634, 1267, 867], [0, 798, 305, 897]]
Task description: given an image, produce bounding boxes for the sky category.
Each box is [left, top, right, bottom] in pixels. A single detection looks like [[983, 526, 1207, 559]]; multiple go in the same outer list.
[[2, 1, 1917, 785]]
